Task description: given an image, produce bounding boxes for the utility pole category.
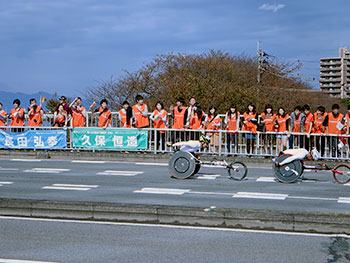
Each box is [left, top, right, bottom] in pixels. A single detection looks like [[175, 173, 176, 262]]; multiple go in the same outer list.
[[257, 40, 263, 86]]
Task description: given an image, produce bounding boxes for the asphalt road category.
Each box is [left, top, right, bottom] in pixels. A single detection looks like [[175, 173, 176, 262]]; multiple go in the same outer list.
[[0, 216, 349, 263], [0, 158, 350, 213]]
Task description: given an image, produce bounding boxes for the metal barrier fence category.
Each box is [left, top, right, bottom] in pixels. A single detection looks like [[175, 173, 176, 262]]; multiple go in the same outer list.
[[1, 126, 349, 161]]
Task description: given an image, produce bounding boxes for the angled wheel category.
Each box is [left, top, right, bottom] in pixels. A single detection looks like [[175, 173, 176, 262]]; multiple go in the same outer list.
[[273, 154, 303, 183], [332, 163, 350, 184], [227, 161, 247, 181], [169, 151, 197, 179]]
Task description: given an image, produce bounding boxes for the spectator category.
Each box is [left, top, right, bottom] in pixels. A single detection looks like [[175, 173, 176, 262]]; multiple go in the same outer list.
[[189, 102, 206, 140], [205, 106, 221, 153], [323, 104, 345, 157], [132, 95, 149, 128], [28, 98, 44, 127], [274, 107, 290, 152], [9, 99, 25, 132], [302, 104, 314, 151], [260, 104, 276, 154], [346, 105, 350, 147], [90, 99, 112, 129], [169, 97, 187, 143], [150, 101, 168, 151], [312, 106, 327, 156], [185, 97, 196, 128], [224, 104, 240, 155], [54, 104, 68, 129], [118, 101, 134, 128], [55, 96, 72, 117], [0, 103, 7, 129], [289, 106, 305, 149], [242, 103, 258, 155], [70, 97, 87, 127]]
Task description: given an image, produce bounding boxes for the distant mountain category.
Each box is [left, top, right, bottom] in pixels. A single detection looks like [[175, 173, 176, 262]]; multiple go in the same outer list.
[[0, 91, 55, 112]]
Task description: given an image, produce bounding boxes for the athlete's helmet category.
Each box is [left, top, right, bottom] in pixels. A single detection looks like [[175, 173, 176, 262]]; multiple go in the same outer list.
[[311, 148, 321, 160], [199, 134, 210, 144]]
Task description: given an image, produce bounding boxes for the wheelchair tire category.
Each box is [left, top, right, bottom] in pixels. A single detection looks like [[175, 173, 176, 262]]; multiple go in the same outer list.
[[273, 154, 303, 183], [169, 151, 197, 179]]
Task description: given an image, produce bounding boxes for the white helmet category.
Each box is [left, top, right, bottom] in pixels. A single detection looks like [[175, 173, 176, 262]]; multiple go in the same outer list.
[[311, 148, 321, 160]]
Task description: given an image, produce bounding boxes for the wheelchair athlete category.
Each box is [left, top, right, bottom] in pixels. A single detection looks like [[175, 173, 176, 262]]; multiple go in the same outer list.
[[169, 134, 210, 152], [274, 148, 321, 167]]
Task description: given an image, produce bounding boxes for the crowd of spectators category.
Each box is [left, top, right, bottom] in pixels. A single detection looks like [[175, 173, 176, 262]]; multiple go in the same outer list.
[[1, 95, 349, 155]]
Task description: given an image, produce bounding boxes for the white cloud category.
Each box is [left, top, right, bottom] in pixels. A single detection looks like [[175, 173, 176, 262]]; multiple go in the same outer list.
[[259, 3, 286, 13]]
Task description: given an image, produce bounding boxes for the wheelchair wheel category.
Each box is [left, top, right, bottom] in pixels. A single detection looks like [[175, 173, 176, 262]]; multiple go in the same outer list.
[[227, 161, 247, 181], [168, 151, 197, 179], [273, 154, 303, 183], [332, 163, 350, 184]]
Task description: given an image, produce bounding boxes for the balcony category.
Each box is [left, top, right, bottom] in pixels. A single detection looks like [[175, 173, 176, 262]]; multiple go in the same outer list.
[[320, 72, 341, 77], [319, 78, 341, 83], [320, 60, 341, 66], [320, 66, 341, 71]]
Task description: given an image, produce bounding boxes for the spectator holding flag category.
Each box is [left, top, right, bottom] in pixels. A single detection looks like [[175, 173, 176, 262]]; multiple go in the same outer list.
[[28, 98, 44, 127], [70, 97, 87, 127]]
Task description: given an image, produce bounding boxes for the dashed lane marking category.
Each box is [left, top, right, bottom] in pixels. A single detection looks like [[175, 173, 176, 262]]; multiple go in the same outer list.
[[134, 187, 191, 195], [97, 170, 144, 176], [0, 168, 19, 171], [23, 168, 70, 174], [10, 159, 42, 162], [0, 259, 58, 263], [71, 160, 106, 164], [233, 192, 288, 200], [256, 177, 276, 182], [338, 197, 350, 204], [42, 184, 99, 191], [0, 181, 14, 187], [135, 162, 168, 166], [197, 174, 221, 180]]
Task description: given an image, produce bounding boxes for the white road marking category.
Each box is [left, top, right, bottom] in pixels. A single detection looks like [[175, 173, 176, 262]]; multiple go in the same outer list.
[[338, 197, 350, 204], [0, 168, 19, 171], [0, 216, 348, 238], [288, 196, 338, 201], [0, 182, 13, 185], [135, 162, 168, 166], [97, 170, 144, 176], [197, 174, 221, 180], [344, 182, 350, 186], [10, 159, 41, 162], [0, 259, 57, 263], [134, 187, 191, 195], [23, 168, 70, 173], [71, 160, 106, 164], [256, 177, 276, 182], [42, 183, 99, 191], [233, 192, 288, 200]]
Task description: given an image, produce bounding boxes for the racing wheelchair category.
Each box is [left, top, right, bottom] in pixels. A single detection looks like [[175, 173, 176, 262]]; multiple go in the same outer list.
[[273, 154, 350, 184], [168, 151, 248, 180]]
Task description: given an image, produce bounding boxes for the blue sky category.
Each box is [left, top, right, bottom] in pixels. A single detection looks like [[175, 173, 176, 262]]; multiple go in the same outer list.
[[0, 0, 349, 97]]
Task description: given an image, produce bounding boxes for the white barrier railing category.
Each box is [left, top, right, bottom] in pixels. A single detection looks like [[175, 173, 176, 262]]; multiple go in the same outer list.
[[1, 126, 349, 160]]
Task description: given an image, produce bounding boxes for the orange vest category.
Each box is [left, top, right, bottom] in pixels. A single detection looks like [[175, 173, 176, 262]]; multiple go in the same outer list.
[[132, 104, 149, 128], [72, 106, 86, 127], [0, 110, 7, 127], [10, 108, 25, 127], [242, 112, 257, 134], [173, 106, 187, 129], [328, 112, 344, 135], [206, 115, 221, 135], [261, 113, 276, 132], [28, 106, 43, 127], [152, 109, 168, 133], [190, 112, 204, 129], [304, 112, 314, 133], [226, 112, 240, 134], [98, 107, 112, 128], [276, 114, 290, 132], [293, 114, 302, 133], [54, 114, 66, 127], [118, 109, 131, 128], [312, 112, 327, 134]]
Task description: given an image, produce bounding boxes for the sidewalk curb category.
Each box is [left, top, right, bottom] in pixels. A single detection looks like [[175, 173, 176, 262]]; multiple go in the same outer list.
[[1, 198, 349, 234]]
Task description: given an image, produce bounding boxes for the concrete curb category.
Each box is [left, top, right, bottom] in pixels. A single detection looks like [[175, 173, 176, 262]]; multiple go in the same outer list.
[[1, 198, 349, 234]]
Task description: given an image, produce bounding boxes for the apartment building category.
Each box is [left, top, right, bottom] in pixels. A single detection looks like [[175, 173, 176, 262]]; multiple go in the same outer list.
[[320, 47, 350, 98]]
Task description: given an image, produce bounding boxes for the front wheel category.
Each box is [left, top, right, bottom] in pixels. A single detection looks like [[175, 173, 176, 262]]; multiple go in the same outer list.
[[227, 161, 247, 181], [332, 164, 350, 184]]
